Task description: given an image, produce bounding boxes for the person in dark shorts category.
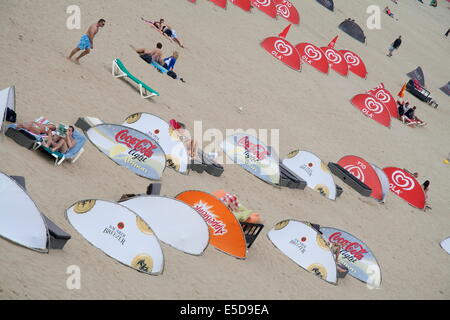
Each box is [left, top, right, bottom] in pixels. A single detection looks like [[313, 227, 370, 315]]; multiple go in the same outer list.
[[130, 43, 164, 65]]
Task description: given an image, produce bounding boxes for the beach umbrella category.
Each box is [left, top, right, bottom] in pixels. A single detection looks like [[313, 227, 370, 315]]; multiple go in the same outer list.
[[382, 167, 426, 209], [337, 155, 385, 201], [338, 19, 366, 44], [316, 0, 334, 11], [295, 43, 329, 74], [367, 83, 399, 118], [406, 67, 425, 87], [229, 0, 251, 11], [268, 220, 338, 284], [282, 150, 337, 200], [209, 0, 227, 8], [176, 190, 247, 259], [250, 0, 277, 18], [439, 81, 450, 96], [260, 24, 302, 70], [339, 50, 367, 78], [441, 238, 450, 255], [350, 94, 391, 128], [321, 36, 349, 76], [66, 200, 164, 275], [273, 0, 300, 25]]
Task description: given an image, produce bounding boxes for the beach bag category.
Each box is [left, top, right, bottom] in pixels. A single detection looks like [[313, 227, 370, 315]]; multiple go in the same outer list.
[[167, 70, 177, 79], [5, 108, 16, 123]]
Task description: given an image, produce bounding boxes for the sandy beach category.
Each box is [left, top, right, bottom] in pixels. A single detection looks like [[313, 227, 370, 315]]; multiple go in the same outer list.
[[0, 0, 449, 300]]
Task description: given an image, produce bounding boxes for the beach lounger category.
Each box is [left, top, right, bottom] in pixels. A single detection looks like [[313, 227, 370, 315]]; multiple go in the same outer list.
[[240, 222, 264, 249], [327, 162, 372, 197], [10, 175, 71, 250], [112, 58, 160, 99], [33, 128, 86, 166]]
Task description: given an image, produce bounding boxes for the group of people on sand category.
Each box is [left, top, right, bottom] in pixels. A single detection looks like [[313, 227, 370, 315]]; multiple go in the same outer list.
[[397, 100, 427, 127], [17, 121, 77, 154]]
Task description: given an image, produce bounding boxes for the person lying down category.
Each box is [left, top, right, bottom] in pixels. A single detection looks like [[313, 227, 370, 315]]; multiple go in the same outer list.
[[41, 125, 77, 154]]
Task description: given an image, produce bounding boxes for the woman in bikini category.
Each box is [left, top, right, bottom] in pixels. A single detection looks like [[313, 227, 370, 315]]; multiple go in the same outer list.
[[16, 121, 56, 135]]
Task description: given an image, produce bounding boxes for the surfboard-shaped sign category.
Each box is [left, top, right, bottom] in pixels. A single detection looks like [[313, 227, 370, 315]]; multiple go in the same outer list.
[[66, 200, 164, 275], [321, 46, 348, 76], [351, 94, 391, 128], [251, 0, 277, 18], [382, 167, 426, 209], [261, 36, 301, 71], [367, 83, 398, 119], [268, 220, 337, 284], [295, 43, 329, 74], [123, 113, 189, 174], [220, 133, 280, 185], [0, 172, 48, 252], [371, 163, 390, 203], [320, 227, 382, 288], [282, 150, 337, 200], [176, 190, 247, 259], [339, 50, 367, 79], [337, 155, 384, 201], [209, 0, 227, 8], [86, 124, 166, 180], [230, 0, 251, 11], [440, 238, 450, 255], [273, 0, 300, 25], [120, 196, 209, 256]]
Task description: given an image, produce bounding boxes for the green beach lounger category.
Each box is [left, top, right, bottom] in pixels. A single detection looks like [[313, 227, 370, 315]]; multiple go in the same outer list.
[[112, 58, 160, 98]]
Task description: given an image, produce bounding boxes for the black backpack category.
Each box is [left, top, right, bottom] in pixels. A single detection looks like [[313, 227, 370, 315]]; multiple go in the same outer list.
[[167, 70, 177, 79]]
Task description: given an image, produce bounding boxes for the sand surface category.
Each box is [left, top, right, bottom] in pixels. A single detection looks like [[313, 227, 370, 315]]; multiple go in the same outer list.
[[0, 0, 449, 299]]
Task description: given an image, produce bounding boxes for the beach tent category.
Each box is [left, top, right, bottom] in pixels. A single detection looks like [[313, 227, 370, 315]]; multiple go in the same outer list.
[[382, 167, 426, 210], [120, 196, 210, 256], [176, 190, 248, 259], [229, 0, 251, 11], [220, 133, 280, 185], [320, 227, 382, 288], [0, 172, 49, 252], [282, 150, 337, 200], [339, 50, 367, 78], [295, 43, 329, 74], [251, 0, 277, 18], [406, 67, 425, 87], [338, 20, 366, 44], [66, 199, 164, 275], [337, 155, 384, 201], [273, 0, 300, 25], [367, 83, 399, 118], [122, 113, 190, 174], [350, 94, 391, 128], [85, 124, 166, 180], [316, 0, 334, 11], [439, 82, 450, 96], [267, 220, 337, 284], [321, 36, 349, 76], [0, 86, 15, 134], [261, 24, 302, 71]]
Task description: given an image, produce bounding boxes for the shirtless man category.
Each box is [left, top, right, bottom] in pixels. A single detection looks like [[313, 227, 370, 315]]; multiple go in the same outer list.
[[130, 43, 164, 65], [17, 121, 56, 135], [42, 126, 77, 153], [68, 19, 106, 64]]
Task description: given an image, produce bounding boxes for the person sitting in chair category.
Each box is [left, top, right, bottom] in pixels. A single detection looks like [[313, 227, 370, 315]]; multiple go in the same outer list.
[[42, 125, 77, 153]]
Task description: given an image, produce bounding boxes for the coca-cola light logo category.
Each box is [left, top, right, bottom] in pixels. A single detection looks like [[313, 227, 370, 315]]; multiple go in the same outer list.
[[329, 232, 368, 261], [304, 45, 322, 61], [343, 52, 360, 66], [273, 39, 293, 56], [237, 136, 269, 161], [275, 1, 292, 18], [115, 129, 158, 159], [324, 48, 342, 64], [391, 170, 415, 191], [364, 97, 384, 114], [193, 201, 227, 236], [343, 164, 365, 182]]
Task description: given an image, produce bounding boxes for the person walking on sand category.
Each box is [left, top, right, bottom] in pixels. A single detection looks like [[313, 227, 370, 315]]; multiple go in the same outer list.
[[387, 35, 402, 57], [68, 19, 106, 64]]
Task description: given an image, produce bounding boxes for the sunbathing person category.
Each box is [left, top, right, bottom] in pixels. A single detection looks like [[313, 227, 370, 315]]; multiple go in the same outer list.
[[384, 7, 395, 18], [404, 106, 427, 126], [131, 43, 164, 65], [161, 25, 184, 48], [16, 121, 56, 135], [42, 125, 77, 153]]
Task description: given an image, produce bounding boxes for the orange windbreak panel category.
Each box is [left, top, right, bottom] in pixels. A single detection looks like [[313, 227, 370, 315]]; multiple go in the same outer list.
[[176, 190, 247, 259]]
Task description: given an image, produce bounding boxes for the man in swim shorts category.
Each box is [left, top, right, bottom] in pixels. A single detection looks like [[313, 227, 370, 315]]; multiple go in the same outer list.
[[68, 19, 106, 64]]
